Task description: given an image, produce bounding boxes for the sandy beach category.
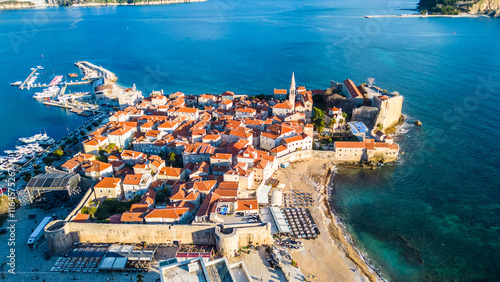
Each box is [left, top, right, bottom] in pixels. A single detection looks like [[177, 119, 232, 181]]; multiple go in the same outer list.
[[272, 159, 382, 282]]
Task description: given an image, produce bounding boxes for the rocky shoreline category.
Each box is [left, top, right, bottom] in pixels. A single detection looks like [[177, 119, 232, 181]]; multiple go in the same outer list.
[[321, 166, 387, 281]]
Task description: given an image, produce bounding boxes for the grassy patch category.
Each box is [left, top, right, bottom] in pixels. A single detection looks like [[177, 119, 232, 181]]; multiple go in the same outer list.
[[94, 198, 135, 221]]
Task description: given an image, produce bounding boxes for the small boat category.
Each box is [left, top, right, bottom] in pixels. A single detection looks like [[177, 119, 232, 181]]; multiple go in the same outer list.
[[68, 73, 78, 78], [4, 150, 17, 154], [37, 66, 44, 69], [11, 81, 22, 86]]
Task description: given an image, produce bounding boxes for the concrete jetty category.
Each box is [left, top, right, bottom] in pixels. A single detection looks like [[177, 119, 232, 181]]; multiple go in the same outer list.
[[19, 67, 39, 90]]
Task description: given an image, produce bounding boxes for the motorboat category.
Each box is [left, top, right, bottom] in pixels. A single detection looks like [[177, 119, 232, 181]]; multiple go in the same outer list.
[[0, 162, 15, 172], [39, 137, 55, 145], [6, 154, 28, 164], [33, 147, 44, 153], [10, 81, 22, 86]]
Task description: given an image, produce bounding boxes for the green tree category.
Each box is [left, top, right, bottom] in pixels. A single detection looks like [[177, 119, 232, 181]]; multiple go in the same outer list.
[[43, 156, 54, 166], [327, 118, 336, 134], [167, 152, 177, 164], [312, 107, 325, 121], [22, 172, 32, 182], [137, 273, 144, 282], [53, 148, 64, 158], [97, 155, 108, 163], [132, 194, 142, 203], [314, 118, 325, 134], [81, 206, 89, 214]]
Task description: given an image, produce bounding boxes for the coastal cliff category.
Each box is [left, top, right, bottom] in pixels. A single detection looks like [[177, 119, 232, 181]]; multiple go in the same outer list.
[[469, 0, 500, 17], [0, 1, 34, 10], [418, 0, 500, 17]]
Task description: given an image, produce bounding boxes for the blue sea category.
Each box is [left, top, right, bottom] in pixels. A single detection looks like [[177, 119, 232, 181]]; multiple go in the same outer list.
[[0, 0, 499, 280]]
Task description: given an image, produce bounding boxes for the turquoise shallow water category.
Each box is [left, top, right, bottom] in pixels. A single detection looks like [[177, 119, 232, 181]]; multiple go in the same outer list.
[[0, 0, 499, 280]]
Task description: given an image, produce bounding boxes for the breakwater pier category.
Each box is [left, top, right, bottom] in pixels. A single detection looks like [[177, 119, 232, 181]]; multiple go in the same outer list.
[[19, 66, 40, 90]]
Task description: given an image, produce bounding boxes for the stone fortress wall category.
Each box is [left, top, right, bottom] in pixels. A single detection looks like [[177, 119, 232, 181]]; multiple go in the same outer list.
[[375, 95, 404, 130], [45, 220, 273, 256]]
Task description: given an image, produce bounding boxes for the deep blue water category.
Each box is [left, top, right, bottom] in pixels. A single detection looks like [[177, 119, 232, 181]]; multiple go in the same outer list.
[[0, 0, 499, 280]]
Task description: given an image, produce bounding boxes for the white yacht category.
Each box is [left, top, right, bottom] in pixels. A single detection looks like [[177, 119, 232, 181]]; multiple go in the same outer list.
[[19, 135, 38, 144], [11, 81, 22, 86], [33, 86, 60, 99]]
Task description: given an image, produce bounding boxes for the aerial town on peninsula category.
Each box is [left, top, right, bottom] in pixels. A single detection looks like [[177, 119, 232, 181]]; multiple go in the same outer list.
[[1, 62, 404, 281]]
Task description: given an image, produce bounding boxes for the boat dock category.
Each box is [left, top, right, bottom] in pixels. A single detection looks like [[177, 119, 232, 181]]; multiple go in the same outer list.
[[43, 99, 99, 114], [26, 80, 93, 89], [59, 84, 67, 96], [42, 101, 72, 109], [19, 67, 40, 90]]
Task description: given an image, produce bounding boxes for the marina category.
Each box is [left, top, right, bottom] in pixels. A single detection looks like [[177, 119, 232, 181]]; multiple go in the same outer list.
[[12, 61, 114, 117]]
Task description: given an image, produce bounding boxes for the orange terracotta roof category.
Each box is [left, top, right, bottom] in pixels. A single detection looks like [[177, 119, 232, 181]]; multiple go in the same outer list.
[[270, 145, 287, 153], [144, 208, 188, 220], [211, 153, 232, 160], [236, 198, 258, 211], [123, 174, 142, 185], [121, 212, 144, 222], [72, 213, 90, 222], [218, 181, 239, 190], [176, 107, 198, 114], [94, 177, 121, 189], [121, 150, 144, 158], [283, 135, 304, 144], [193, 180, 217, 192], [273, 100, 293, 110], [214, 188, 238, 198], [335, 141, 366, 149], [84, 160, 112, 173], [343, 79, 362, 99], [130, 203, 149, 213]]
